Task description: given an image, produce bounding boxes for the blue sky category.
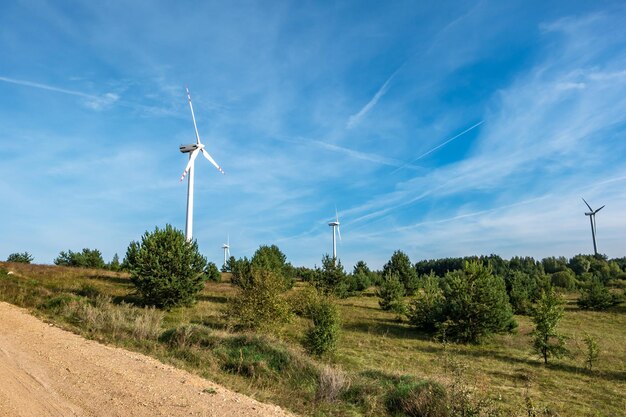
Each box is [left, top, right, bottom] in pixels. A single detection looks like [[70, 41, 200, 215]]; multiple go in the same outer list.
[[2, 1, 626, 269]]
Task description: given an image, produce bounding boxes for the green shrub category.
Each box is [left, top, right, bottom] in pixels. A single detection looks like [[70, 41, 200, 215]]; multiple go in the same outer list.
[[383, 250, 419, 295], [129, 225, 208, 308], [54, 248, 106, 269], [6, 252, 34, 263], [75, 283, 101, 299], [407, 273, 444, 332], [205, 262, 221, 282], [288, 284, 322, 317], [577, 277, 623, 310], [108, 253, 121, 271], [160, 323, 217, 348], [250, 244, 294, 289], [531, 289, 568, 364], [121, 241, 140, 271], [217, 335, 291, 378], [583, 333, 599, 372], [41, 293, 76, 312], [506, 271, 533, 315], [409, 261, 517, 344], [346, 261, 374, 294], [377, 273, 405, 312], [551, 270, 576, 290], [227, 269, 293, 332], [313, 255, 349, 298], [230, 257, 253, 288], [386, 378, 449, 417], [304, 297, 340, 356]]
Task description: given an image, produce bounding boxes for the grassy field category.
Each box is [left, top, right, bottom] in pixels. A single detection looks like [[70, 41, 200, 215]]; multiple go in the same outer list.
[[0, 261, 624, 416]]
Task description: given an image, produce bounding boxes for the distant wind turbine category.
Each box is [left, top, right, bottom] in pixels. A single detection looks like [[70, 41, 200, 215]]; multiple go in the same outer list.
[[582, 198, 605, 256], [179, 87, 225, 241], [328, 209, 342, 260], [222, 235, 230, 267]]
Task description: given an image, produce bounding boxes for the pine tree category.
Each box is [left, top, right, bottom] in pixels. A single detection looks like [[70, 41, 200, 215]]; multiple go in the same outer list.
[[130, 225, 207, 308], [377, 273, 406, 313], [383, 250, 419, 295], [439, 261, 516, 343]]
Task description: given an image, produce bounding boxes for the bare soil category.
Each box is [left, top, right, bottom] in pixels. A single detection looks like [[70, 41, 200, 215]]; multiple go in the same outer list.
[[0, 302, 294, 417]]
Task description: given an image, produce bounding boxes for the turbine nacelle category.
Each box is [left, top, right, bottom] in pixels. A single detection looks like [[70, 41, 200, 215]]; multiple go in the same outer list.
[[180, 143, 200, 153], [328, 210, 342, 259]]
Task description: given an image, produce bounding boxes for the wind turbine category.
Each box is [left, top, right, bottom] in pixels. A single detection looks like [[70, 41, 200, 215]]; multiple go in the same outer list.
[[582, 198, 605, 256], [328, 209, 342, 260], [179, 87, 225, 241], [222, 235, 230, 267]]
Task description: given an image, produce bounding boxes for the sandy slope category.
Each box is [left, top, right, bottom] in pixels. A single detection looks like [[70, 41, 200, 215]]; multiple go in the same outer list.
[[0, 302, 294, 417]]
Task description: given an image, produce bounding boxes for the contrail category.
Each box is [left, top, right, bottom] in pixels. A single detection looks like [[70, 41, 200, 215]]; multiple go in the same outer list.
[[0, 75, 98, 99], [347, 63, 405, 129], [391, 120, 484, 174]]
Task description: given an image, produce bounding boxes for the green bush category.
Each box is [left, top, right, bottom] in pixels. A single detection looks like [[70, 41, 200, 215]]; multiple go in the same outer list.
[[304, 297, 340, 356], [6, 252, 34, 263], [205, 262, 221, 282], [531, 289, 568, 364], [383, 250, 419, 295], [54, 248, 105, 269], [506, 271, 535, 315], [386, 378, 449, 417], [108, 253, 121, 271], [121, 241, 140, 271], [160, 323, 217, 348], [217, 335, 292, 378], [377, 273, 405, 312], [346, 261, 374, 294], [250, 244, 294, 289], [288, 284, 322, 317], [407, 273, 444, 332], [313, 255, 349, 298], [439, 261, 516, 343], [408, 261, 516, 344], [551, 270, 576, 290], [577, 277, 623, 310], [129, 224, 208, 308], [230, 256, 253, 288], [227, 269, 293, 332]]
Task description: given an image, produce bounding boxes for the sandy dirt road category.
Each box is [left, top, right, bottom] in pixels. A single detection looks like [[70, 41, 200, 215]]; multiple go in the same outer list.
[[0, 302, 294, 417]]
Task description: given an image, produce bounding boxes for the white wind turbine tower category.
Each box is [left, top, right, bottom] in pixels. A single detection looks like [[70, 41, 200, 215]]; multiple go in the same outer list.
[[179, 87, 225, 241], [222, 235, 230, 267], [328, 209, 342, 260]]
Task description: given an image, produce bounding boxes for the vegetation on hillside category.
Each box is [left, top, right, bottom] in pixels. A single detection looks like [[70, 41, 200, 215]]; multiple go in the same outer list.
[[6, 252, 34, 263], [1, 240, 625, 416]]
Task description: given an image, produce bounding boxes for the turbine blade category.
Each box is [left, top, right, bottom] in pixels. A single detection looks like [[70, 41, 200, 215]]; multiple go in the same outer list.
[[595, 205, 605, 213], [337, 225, 342, 241], [179, 149, 200, 181], [186, 87, 202, 145], [200, 148, 225, 174], [582, 197, 593, 212]]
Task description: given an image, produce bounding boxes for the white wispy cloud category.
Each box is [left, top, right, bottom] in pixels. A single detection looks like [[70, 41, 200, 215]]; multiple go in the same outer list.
[[346, 64, 404, 129], [0, 75, 119, 110]]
